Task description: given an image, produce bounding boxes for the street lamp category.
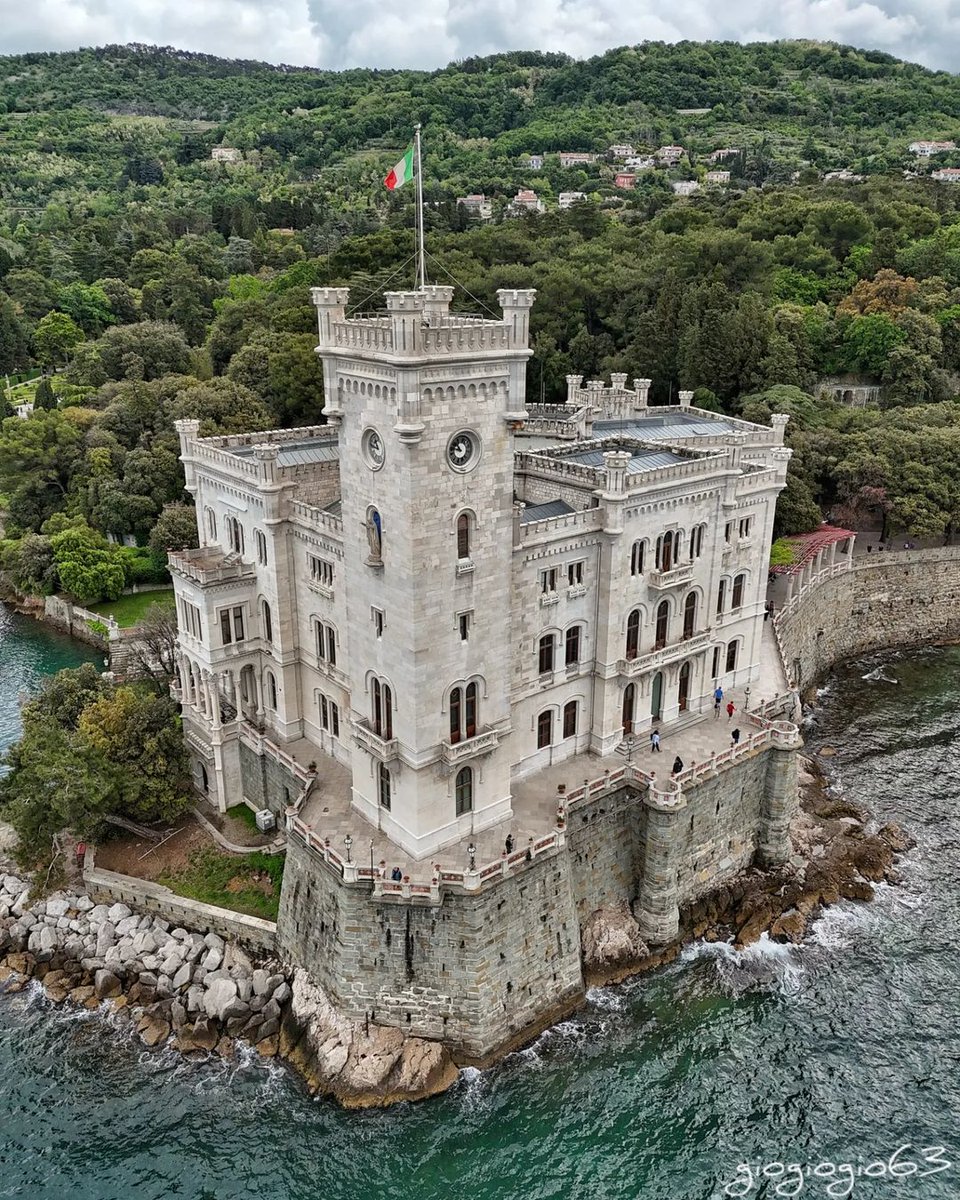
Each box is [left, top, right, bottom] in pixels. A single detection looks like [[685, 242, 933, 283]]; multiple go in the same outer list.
[[344, 834, 353, 863], [467, 842, 477, 871]]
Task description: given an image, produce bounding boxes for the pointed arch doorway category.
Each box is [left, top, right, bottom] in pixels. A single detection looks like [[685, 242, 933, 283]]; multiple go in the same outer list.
[[650, 671, 664, 722]]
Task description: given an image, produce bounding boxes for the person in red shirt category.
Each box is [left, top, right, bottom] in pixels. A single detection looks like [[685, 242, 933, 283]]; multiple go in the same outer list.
[[726, 700, 735, 720]]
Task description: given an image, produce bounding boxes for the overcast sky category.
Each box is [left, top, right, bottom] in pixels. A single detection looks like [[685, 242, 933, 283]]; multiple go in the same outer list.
[[0, 0, 955, 73]]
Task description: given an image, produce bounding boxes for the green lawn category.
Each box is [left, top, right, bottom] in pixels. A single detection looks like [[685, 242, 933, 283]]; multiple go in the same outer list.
[[160, 847, 285, 920], [88, 589, 175, 627], [227, 803, 261, 833]]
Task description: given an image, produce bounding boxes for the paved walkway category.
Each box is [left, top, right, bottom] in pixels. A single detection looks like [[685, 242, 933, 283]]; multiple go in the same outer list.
[[292, 621, 792, 883]]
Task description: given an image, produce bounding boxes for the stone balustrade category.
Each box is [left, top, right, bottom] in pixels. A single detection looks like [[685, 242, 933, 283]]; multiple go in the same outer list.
[[439, 728, 501, 766], [168, 548, 257, 587], [351, 718, 399, 761], [646, 562, 694, 590], [618, 628, 712, 676]]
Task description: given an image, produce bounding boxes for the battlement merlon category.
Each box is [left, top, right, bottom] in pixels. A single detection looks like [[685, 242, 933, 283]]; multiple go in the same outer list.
[[310, 286, 537, 359]]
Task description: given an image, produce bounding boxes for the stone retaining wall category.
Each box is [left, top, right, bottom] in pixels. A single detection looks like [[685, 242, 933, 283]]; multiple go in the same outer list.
[[82, 850, 276, 953], [776, 548, 960, 691]]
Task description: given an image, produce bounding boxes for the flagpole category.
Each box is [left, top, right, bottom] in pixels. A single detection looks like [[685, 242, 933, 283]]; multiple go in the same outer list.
[[414, 123, 426, 290]]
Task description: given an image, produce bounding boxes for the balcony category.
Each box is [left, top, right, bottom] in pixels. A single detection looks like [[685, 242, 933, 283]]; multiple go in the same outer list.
[[646, 562, 694, 590], [618, 628, 712, 676], [168, 547, 256, 588], [440, 727, 501, 767], [351, 719, 398, 761]]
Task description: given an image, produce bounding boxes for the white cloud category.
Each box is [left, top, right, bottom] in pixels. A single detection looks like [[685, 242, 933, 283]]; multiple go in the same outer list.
[[0, 0, 958, 72]]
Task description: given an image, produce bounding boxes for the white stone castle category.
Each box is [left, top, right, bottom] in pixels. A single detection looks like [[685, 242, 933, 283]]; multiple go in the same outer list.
[[170, 286, 791, 863]]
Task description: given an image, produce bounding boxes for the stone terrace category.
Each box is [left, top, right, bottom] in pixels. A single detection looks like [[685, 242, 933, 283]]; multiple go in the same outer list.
[[290, 624, 792, 885]]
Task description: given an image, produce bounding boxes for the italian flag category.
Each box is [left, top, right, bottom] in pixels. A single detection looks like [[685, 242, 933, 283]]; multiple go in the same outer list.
[[384, 146, 415, 190]]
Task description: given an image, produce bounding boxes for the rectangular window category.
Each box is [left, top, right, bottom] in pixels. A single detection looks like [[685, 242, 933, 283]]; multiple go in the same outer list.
[[458, 611, 472, 641], [330, 701, 339, 738], [319, 695, 340, 738], [220, 610, 232, 645], [372, 608, 384, 638], [320, 695, 328, 728], [538, 635, 555, 674], [310, 555, 334, 587], [232, 607, 244, 642], [563, 700, 577, 739], [565, 625, 581, 666], [739, 517, 752, 539], [724, 521, 733, 543], [540, 567, 557, 595], [711, 645, 721, 678], [326, 626, 336, 666], [316, 624, 326, 661], [183, 601, 202, 641], [567, 560, 584, 587]]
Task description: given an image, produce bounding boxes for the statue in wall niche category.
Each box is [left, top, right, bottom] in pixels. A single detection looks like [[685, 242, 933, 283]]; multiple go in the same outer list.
[[365, 509, 383, 565]]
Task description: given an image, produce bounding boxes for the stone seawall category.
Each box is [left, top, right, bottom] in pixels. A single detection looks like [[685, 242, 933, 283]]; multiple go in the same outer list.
[[82, 849, 277, 953], [276, 735, 798, 1064], [776, 548, 960, 691]]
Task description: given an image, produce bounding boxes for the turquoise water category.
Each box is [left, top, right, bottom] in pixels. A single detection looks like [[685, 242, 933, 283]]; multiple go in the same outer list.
[[0, 604, 103, 757], [1, 637, 958, 1200]]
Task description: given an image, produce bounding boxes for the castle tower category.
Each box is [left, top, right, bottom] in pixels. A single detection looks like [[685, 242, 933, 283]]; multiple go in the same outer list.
[[311, 284, 535, 859]]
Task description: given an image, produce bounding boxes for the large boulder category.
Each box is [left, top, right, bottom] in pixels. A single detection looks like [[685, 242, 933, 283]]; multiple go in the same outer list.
[[203, 977, 238, 1022], [581, 905, 648, 969], [94, 969, 122, 1000]]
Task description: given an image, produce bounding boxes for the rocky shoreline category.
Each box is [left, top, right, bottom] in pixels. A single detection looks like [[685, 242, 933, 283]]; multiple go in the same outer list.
[[580, 753, 916, 986], [0, 866, 456, 1107], [0, 753, 915, 1107]]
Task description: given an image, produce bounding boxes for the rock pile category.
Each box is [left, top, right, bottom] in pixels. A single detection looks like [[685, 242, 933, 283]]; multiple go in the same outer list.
[[0, 872, 292, 1060], [0, 868, 462, 1106]]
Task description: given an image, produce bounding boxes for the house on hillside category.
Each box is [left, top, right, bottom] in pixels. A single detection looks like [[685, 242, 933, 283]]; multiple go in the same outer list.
[[527, 155, 544, 170], [558, 192, 587, 209], [615, 173, 636, 190], [656, 145, 685, 165], [558, 152, 597, 168], [608, 144, 634, 159], [909, 140, 956, 157], [212, 147, 242, 163], [705, 170, 730, 185], [457, 194, 493, 220], [624, 155, 655, 171], [672, 180, 699, 196], [823, 169, 864, 182], [510, 189, 545, 214], [932, 168, 960, 183], [707, 148, 739, 163]]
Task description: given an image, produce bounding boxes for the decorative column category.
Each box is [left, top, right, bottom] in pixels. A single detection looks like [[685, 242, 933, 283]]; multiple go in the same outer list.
[[635, 777, 687, 944], [756, 721, 802, 866]]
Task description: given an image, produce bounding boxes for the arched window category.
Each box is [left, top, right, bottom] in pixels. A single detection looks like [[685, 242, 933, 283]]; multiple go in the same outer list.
[[711, 645, 721, 679], [656, 530, 675, 572], [565, 625, 581, 666], [716, 579, 727, 615], [563, 700, 578, 738], [455, 766, 473, 816], [630, 540, 645, 576], [372, 679, 393, 739], [378, 762, 391, 811], [682, 592, 697, 640], [228, 517, 244, 555], [726, 640, 739, 672], [622, 683, 636, 733], [449, 682, 479, 743], [689, 524, 704, 560], [538, 634, 555, 674], [537, 709, 553, 749], [266, 671, 277, 710], [255, 530, 267, 566], [456, 513, 471, 560], [205, 507, 216, 539], [732, 573, 745, 609], [261, 600, 273, 643], [625, 609, 641, 659], [655, 600, 669, 649], [316, 621, 337, 666]]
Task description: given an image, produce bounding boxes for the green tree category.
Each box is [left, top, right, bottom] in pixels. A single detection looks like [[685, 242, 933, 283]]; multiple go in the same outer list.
[[50, 523, 125, 604], [33, 377, 57, 410], [147, 501, 199, 560], [34, 311, 84, 367]]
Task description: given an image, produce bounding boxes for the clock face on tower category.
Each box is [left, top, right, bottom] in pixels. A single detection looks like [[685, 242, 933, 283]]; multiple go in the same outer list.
[[447, 430, 480, 473], [362, 427, 385, 470]]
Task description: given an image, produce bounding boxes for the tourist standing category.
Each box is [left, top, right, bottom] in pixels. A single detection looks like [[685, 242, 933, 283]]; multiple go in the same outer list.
[[650, 729, 661, 753], [714, 685, 723, 717], [505, 834, 514, 855], [731, 728, 741, 746], [672, 755, 684, 775]]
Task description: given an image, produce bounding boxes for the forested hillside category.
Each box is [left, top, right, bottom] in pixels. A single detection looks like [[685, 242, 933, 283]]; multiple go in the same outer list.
[[3, 39, 960, 603]]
